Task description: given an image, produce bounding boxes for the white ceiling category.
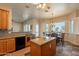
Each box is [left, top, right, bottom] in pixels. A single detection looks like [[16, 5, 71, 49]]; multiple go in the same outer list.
[[0, 3, 79, 22]]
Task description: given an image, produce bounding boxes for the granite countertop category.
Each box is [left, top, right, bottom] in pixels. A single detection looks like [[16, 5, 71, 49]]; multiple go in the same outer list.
[[31, 37, 56, 46], [0, 32, 31, 39]]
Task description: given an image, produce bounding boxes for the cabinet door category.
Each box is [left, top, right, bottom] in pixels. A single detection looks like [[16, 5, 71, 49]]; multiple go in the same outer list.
[[0, 10, 1, 29], [0, 40, 4, 54], [6, 11, 9, 30], [3, 40, 7, 54], [1, 10, 8, 30], [0, 40, 7, 55], [7, 38, 15, 53]]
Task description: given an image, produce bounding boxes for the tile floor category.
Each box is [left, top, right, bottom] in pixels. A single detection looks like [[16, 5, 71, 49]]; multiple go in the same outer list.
[[56, 42, 79, 56]]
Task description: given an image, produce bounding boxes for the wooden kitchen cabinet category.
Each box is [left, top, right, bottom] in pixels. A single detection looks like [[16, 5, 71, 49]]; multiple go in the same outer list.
[[0, 10, 1, 29], [1, 10, 9, 30], [7, 38, 15, 53], [0, 40, 3, 54], [0, 38, 15, 55], [0, 9, 9, 30], [0, 39, 7, 55]]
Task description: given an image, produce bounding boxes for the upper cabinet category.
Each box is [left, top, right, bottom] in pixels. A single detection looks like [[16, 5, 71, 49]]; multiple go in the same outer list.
[[0, 9, 9, 30], [0, 10, 1, 29]]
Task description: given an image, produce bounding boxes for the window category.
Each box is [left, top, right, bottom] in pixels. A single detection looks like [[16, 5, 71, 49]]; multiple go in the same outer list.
[[70, 17, 74, 33], [28, 24, 30, 32], [45, 24, 49, 33], [24, 24, 28, 32], [24, 24, 30, 32], [52, 22, 65, 33], [35, 24, 39, 37]]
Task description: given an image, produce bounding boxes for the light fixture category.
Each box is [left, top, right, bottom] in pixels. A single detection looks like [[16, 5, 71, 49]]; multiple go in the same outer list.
[[33, 3, 50, 12], [36, 3, 46, 9]]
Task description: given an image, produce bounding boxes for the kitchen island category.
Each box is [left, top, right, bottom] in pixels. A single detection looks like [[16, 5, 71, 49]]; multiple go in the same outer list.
[[30, 37, 56, 56]]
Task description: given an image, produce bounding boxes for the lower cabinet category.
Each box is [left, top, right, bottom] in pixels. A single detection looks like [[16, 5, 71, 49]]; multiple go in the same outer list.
[[0, 38, 15, 55], [7, 38, 15, 53], [0, 40, 7, 55], [0, 36, 31, 55]]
